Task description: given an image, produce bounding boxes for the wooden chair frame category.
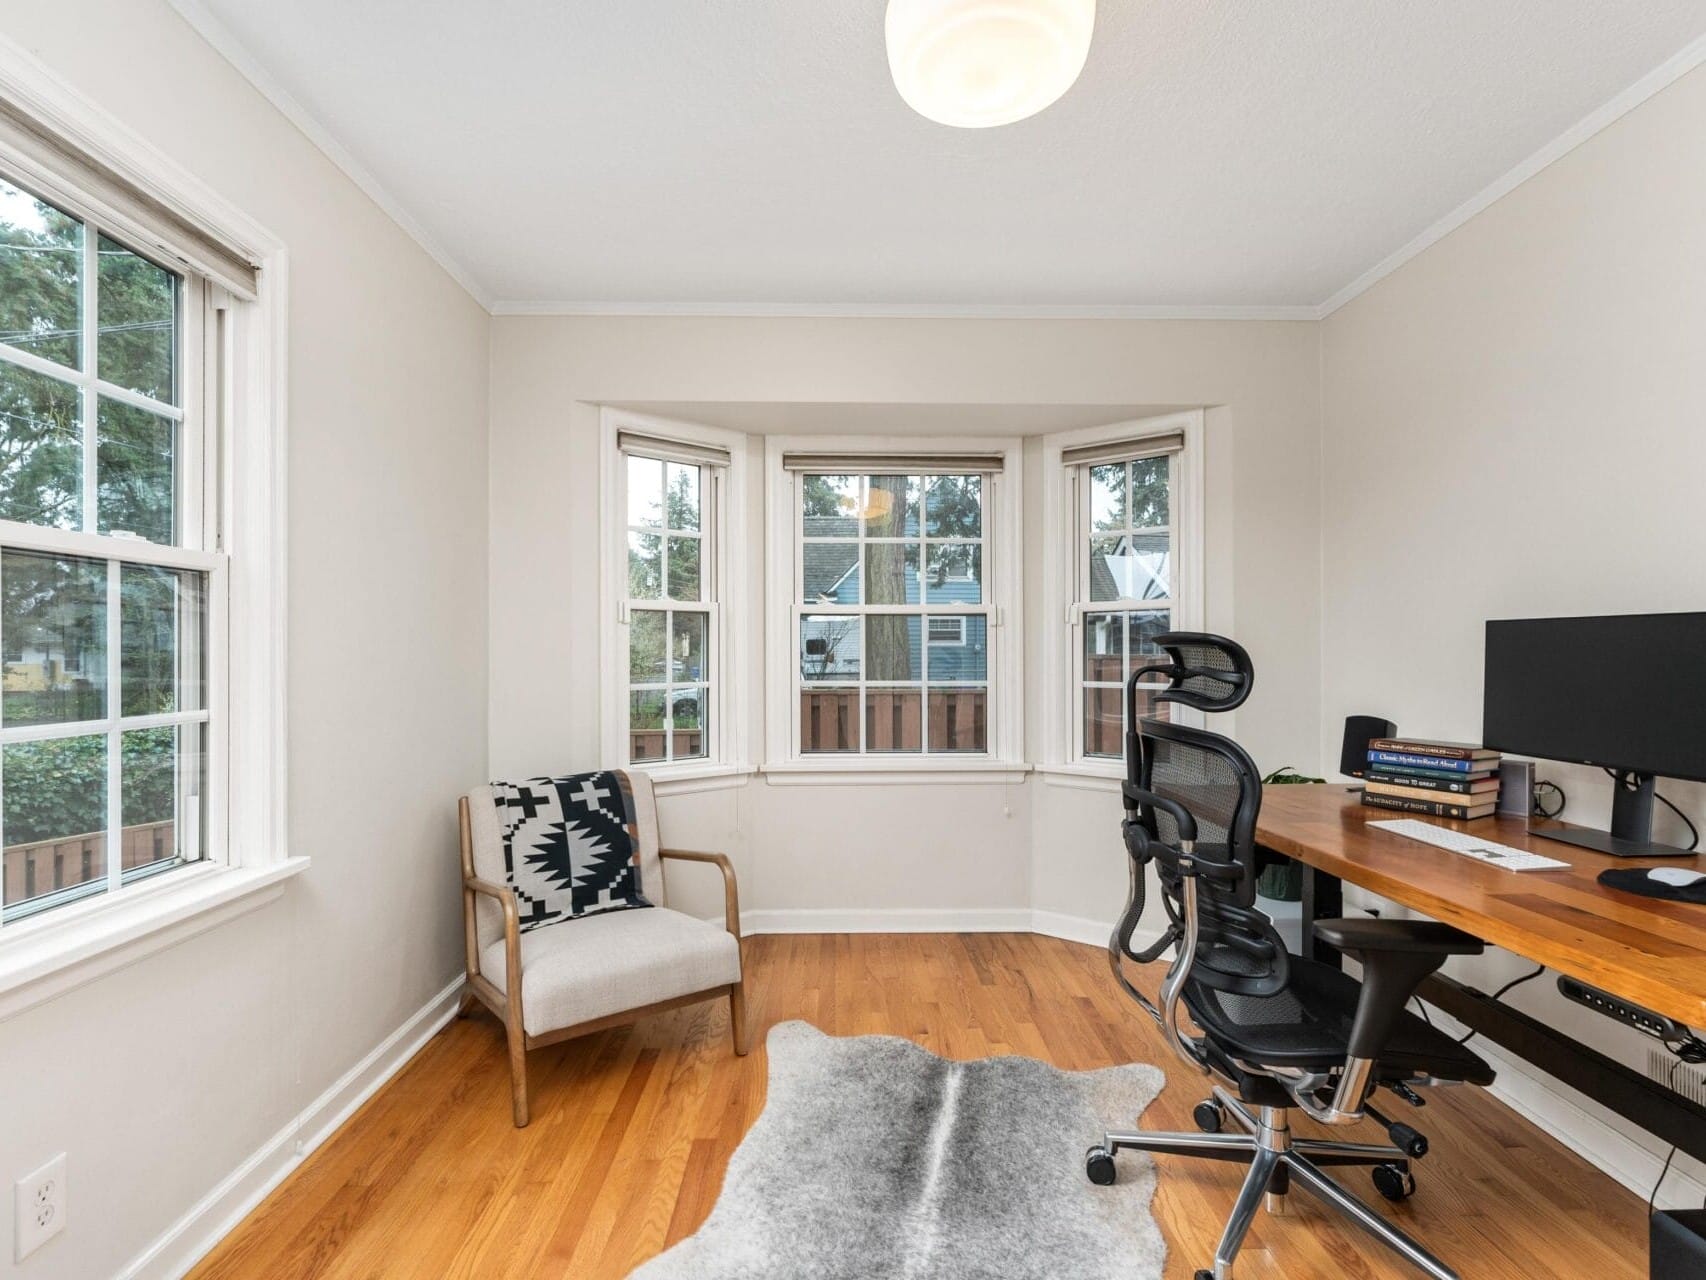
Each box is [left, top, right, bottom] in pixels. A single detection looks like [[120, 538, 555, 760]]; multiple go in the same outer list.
[[457, 796, 749, 1127]]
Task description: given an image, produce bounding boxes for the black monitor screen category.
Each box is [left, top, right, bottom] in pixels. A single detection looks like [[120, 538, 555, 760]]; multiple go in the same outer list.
[[1483, 612, 1706, 784]]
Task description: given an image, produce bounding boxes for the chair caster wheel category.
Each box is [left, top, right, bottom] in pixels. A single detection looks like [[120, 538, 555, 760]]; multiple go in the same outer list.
[[1193, 1099, 1225, 1133], [1373, 1162, 1416, 1201], [1194, 1270, 1215, 1280], [1085, 1145, 1118, 1186]]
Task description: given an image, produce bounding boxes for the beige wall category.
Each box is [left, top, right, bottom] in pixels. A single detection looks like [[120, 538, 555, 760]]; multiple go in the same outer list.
[[1321, 63, 1706, 1188], [0, 4, 490, 1277], [487, 316, 1324, 928]]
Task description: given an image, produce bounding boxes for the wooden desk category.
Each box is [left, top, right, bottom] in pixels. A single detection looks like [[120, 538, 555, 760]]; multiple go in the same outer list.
[[1257, 783, 1706, 1162]]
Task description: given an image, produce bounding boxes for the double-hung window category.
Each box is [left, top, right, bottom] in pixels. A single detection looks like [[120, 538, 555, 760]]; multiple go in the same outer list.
[[0, 176, 219, 924], [1044, 413, 1203, 772], [604, 411, 748, 778], [768, 441, 1023, 772]]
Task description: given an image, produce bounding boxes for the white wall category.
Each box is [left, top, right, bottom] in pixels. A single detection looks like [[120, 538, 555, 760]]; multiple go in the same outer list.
[[0, 4, 490, 1277], [1321, 61, 1706, 1199], [487, 317, 1324, 928]]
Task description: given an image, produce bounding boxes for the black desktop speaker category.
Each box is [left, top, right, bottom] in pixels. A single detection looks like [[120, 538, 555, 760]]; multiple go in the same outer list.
[[1340, 715, 1397, 779], [1651, 1209, 1706, 1278]]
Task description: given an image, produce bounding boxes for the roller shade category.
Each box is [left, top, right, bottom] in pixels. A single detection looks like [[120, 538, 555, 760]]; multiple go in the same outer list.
[[1060, 431, 1184, 469], [0, 98, 260, 299], [617, 430, 731, 468], [780, 451, 1006, 474]]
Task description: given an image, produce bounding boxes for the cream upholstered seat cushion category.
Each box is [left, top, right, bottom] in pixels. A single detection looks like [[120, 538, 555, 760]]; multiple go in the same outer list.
[[479, 906, 740, 1037]]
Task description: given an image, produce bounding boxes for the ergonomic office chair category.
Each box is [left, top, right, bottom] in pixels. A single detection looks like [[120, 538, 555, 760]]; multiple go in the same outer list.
[[1084, 634, 1496, 1280]]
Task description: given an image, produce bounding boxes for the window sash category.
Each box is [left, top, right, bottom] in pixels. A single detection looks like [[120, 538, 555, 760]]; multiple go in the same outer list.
[[619, 450, 720, 766]]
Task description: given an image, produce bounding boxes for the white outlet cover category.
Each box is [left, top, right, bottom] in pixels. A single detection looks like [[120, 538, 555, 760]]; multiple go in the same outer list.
[[14, 1153, 65, 1262]]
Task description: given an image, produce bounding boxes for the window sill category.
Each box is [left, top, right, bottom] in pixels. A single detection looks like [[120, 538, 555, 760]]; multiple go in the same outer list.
[[1035, 762, 1125, 792], [636, 762, 758, 797], [0, 857, 309, 1023], [761, 761, 1032, 787]]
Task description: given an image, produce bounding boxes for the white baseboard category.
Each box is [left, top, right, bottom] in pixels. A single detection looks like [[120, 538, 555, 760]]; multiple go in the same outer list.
[[739, 907, 1034, 934], [120, 975, 465, 1280]]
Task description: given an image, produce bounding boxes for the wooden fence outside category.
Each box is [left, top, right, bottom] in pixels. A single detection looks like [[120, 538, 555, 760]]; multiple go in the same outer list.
[[629, 729, 705, 762], [3, 820, 176, 905], [799, 688, 987, 753]]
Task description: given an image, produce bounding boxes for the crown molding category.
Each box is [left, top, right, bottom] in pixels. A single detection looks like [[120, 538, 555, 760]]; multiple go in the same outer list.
[[1318, 27, 1706, 318], [488, 299, 1322, 320], [164, 0, 494, 311]]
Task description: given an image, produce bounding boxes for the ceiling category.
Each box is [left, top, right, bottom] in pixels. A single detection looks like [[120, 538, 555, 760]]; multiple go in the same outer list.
[[173, 1, 1706, 312], [606, 403, 1187, 437]]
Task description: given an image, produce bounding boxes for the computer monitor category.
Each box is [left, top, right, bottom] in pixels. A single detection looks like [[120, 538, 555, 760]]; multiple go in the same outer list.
[[1483, 611, 1706, 859]]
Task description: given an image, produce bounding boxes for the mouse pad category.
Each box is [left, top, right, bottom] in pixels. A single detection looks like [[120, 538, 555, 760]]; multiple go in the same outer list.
[[1598, 867, 1706, 904]]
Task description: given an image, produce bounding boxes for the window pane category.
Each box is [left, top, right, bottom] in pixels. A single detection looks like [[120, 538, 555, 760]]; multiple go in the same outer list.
[[672, 611, 708, 683], [1127, 609, 1171, 661], [1, 551, 106, 726], [630, 609, 666, 683], [799, 687, 858, 753], [863, 475, 918, 537], [0, 178, 82, 371], [801, 474, 859, 537], [924, 474, 981, 537], [629, 690, 667, 762], [865, 688, 921, 752], [1130, 456, 1170, 527], [666, 535, 701, 600], [671, 687, 706, 761], [97, 397, 175, 543], [928, 614, 986, 681], [803, 541, 858, 603], [2, 734, 106, 916], [626, 455, 664, 528], [665, 462, 699, 532], [1091, 533, 1170, 601], [800, 614, 860, 681], [1083, 686, 1123, 759], [865, 614, 921, 682], [863, 541, 918, 605], [97, 235, 177, 403], [924, 543, 981, 604], [1090, 463, 1125, 532], [929, 687, 987, 752], [120, 564, 205, 716], [122, 723, 204, 875], [1083, 612, 1124, 684], [0, 362, 82, 530], [627, 531, 662, 598]]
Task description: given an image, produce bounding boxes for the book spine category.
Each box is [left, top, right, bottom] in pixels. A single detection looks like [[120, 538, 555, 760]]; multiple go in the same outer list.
[[1369, 739, 1485, 761], [1365, 771, 1480, 794], [1361, 792, 1485, 820], [1368, 750, 1479, 774], [1367, 762, 1494, 782]]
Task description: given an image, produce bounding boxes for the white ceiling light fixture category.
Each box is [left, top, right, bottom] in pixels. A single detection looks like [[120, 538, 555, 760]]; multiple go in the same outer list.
[[885, 0, 1096, 129]]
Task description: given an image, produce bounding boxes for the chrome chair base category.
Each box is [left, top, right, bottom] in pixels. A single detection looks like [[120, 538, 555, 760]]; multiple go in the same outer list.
[[1091, 1088, 1458, 1280]]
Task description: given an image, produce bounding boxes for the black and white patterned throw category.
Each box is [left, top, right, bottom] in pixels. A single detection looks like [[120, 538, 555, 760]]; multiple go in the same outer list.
[[490, 771, 651, 931]]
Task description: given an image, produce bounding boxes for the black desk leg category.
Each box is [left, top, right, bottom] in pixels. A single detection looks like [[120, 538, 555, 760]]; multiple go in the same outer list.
[[1299, 862, 1343, 969]]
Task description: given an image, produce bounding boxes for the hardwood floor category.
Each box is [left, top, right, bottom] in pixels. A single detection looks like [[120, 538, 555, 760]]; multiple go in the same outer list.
[[191, 934, 1647, 1279]]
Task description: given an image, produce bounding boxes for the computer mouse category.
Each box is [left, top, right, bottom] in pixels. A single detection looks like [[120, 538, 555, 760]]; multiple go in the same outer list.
[[1649, 867, 1706, 887]]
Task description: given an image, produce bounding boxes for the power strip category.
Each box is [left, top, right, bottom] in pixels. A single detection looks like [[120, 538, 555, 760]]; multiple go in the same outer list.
[[1557, 976, 1688, 1042]]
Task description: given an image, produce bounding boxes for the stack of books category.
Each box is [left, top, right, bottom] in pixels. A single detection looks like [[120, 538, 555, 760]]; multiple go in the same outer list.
[[1361, 738, 1502, 820]]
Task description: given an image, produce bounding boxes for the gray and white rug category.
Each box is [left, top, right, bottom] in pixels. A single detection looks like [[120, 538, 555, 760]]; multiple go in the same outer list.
[[632, 1021, 1167, 1279]]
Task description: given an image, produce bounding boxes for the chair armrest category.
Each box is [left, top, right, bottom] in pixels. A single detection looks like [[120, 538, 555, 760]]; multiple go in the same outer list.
[[463, 875, 522, 989], [1120, 783, 1198, 844], [1313, 916, 1484, 1066], [1313, 917, 1484, 957], [659, 849, 743, 942]]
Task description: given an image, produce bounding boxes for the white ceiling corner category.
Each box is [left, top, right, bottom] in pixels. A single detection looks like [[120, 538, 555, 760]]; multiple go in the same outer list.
[[166, 1, 1706, 319]]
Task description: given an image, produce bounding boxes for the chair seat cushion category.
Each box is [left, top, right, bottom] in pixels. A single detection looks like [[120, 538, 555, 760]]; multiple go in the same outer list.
[[1185, 952, 1494, 1085], [480, 907, 740, 1037]]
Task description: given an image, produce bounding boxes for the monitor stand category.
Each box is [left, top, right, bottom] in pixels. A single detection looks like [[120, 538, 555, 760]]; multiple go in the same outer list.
[[1529, 770, 1697, 859]]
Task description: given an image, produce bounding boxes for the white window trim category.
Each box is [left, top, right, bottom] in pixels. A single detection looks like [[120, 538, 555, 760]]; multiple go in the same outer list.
[[1037, 410, 1205, 786], [0, 40, 300, 1021], [763, 434, 1025, 781], [599, 408, 752, 791]]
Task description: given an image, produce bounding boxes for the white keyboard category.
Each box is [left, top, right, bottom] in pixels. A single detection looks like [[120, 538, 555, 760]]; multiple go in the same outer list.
[[1369, 819, 1571, 871]]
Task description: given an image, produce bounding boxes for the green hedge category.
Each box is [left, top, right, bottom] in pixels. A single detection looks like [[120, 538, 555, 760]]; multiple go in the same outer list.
[[3, 728, 177, 846]]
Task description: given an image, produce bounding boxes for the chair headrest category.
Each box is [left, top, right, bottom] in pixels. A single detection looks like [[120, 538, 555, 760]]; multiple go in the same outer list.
[[1132, 631, 1253, 712]]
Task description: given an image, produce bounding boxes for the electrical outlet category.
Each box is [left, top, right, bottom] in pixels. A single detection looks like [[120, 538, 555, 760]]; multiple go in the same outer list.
[[14, 1154, 65, 1262]]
